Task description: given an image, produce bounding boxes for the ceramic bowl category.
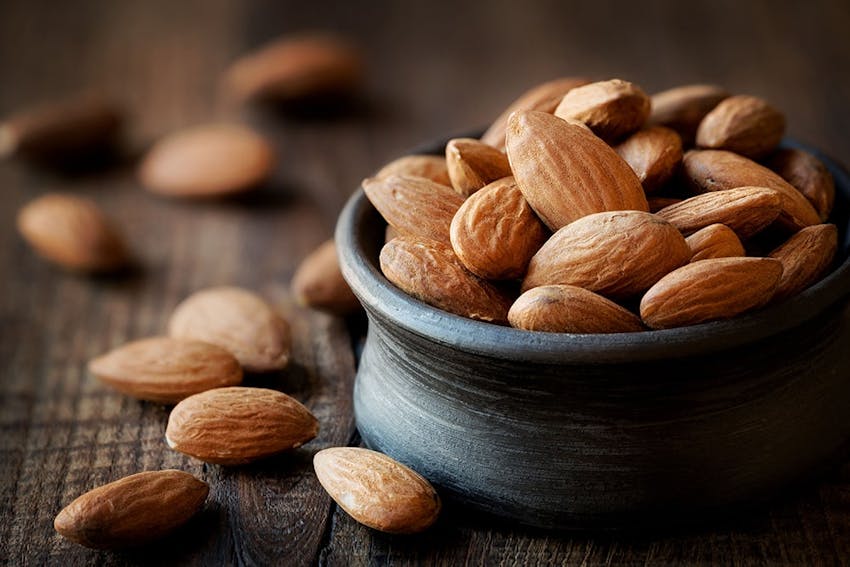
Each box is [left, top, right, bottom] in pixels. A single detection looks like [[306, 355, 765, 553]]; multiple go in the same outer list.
[[335, 136, 850, 529]]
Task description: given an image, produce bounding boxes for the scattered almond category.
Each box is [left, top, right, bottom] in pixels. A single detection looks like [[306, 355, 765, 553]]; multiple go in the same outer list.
[[375, 154, 451, 186], [648, 84, 729, 146], [767, 148, 835, 221], [696, 95, 785, 159], [508, 285, 644, 333], [554, 79, 651, 142], [769, 224, 838, 302], [614, 126, 683, 193], [685, 224, 745, 262], [292, 239, 361, 315], [655, 186, 782, 238], [445, 138, 512, 196]]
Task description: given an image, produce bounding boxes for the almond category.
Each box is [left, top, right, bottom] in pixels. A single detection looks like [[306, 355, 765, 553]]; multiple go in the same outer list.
[[166, 387, 318, 465], [767, 148, 835, 221], [88, 337, 243, 404], [505, 110, 648, 230], [445, 138, 513, 196], [685, 224, 745, 262], [640, 257, 783, 329], [168, 286, 291, 372], [655, 186, 782, 238], [375, 154, 451, 186], [17, 193, 128, 272], [54, 470, 208, 549], [648, 84, 729, 145], [380, 236, 512, 324], [385, 224, 400, 243], [682, 149, 820, 231], [313, 447, 440, 534], [614, 126, 683, 193], [522, 211, 690, 299], [480, 76, 590, 149], [291, 239, 361, 315], [554, 79, 651, 142], [139, 123, 275, 198], [362, 174, 464, 244], [769, 224, 838, 302], [449, 176, 548, 279], [695, 95, 785, 159], [648, 196, 682, 213], [508, 285, 644, 333]]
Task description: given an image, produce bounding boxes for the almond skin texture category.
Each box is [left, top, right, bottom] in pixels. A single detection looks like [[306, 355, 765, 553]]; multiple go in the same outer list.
[[767, 148, 835, 221], [449, 177, 548, 279], [522, 211, 690, 299], [166, 387, 318, 465], [683, 149, 820, 231], [291, 239, 361, 315], [685, 224, 745, 262], [314, 447, 441, 534], [696, 95, 785, 159], [506, 110, 648, 231], [508, 285, 644, 333], [168, 287, 291, 373], [445, 138, 513, 196], [480, 76, 591, 149], [375, 155, 451, 186], [380, 236, 512, 324], [648, 84, 729, 146], [554, 79, 651, 142], [88, 337, 243, 404], [54, 470, 208, 549], [17, 193, 128, 272], [139, 124, 275, 198], [640, 257, 783, 329], [362, 174, 464, 244], [769, 224, 838, 302], [615, 126, 683, 193], [655, 186, 782, 238]]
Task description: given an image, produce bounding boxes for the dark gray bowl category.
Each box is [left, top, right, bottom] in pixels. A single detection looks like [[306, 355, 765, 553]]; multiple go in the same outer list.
[[335, 136, 850, 529]]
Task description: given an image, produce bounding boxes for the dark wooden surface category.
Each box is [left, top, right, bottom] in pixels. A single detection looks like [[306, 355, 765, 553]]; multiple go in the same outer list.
[[1, 1, 849, 565]]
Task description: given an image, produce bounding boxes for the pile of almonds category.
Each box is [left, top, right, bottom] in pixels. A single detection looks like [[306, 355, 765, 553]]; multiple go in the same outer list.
[[367, 79, 840, 332]]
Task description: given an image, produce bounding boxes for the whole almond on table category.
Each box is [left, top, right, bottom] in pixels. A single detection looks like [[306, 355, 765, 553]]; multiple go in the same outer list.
[[648, 84, 729, 146], [522, 211, 690, 299], [695, 95, 786, 159], [639, 257, 783, 329], [88, 337, 243, 404], [17, 193, 128, 272], [655, 186, 782, 238], [614, 126, 683, 193], [505, 110, 648, 231], [445, 138, 512, 196], [767, 148, 835, 221], [362, 174, 465, 244], [683, 149, 820, 231], [685, 224, 745, 262], [375, 154, 451, 186], [291, 239, 361, 315], [769, 224, 838, 302], [54, 470, 208, 549], [508, 285, 644, 334], [449, 176, 548, 280], [139, 124, 275, 198], [168, 286, 291, 372], [166, 387, 318, 465], [553, 79, 651, 142], [314, 447, 441, 534], [380, 236, 512, 324]]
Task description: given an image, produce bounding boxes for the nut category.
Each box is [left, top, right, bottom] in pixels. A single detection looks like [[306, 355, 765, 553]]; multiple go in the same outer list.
[[654, 186, 782, 238], [445, 137, 512, 196], [292, 239, 361, 315], [696, 95, 785, 159], [685, 224, 745, 262], [508, 285, 644, 333], [375, 154, 451, 186], [648, 84, 729, 146], [769, 224, 838, 302], [767, 148, 835, 222], [614, 126, 683, 193], [554, 79, 651, 142]]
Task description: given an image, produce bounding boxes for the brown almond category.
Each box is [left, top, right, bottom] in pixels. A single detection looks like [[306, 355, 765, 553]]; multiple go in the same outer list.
[[166, 387, 318, 465], [17, 193, 128, 272], [696, 95, 785, 159], [54, 470, 208, 549], [640, 257, 783, 329], [314, 447, 440, 534], [554, 79, 651, 142], [655, 186, 782, 238], [445, 138, 512, 197], [168, 287, 290, 373], [683, 149, 820, 231], [522, 211, 690, 299], [291, 239, 361, 315], [648, 196, 682, 213], [449, 177, 548, 279], [362, 174, 464, 244], [506, 110, 648, 230], [139, 124, 275, 198], [508, 285, 644, 333], [769, 224, 838, 302], [767, 148, 835, 221], [685, 224, 745, 262], [375, 155, 451, 186], [88, 337, 243, 404], [380, 236, 512, 324], [615, 126, 683, 193], [480, 76, 591, 149], [648, 84, 730, 146]]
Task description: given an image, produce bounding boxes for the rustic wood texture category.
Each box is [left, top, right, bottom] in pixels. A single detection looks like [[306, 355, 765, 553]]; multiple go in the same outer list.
[[1, 0, 849, 565]]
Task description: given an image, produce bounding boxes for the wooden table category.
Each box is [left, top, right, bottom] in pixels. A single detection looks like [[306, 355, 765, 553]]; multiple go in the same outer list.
[[2, 1, 849, 564]]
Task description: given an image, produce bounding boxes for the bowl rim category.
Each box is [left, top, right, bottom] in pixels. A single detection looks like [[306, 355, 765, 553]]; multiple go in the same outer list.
[[336, 136, 850, 364]]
